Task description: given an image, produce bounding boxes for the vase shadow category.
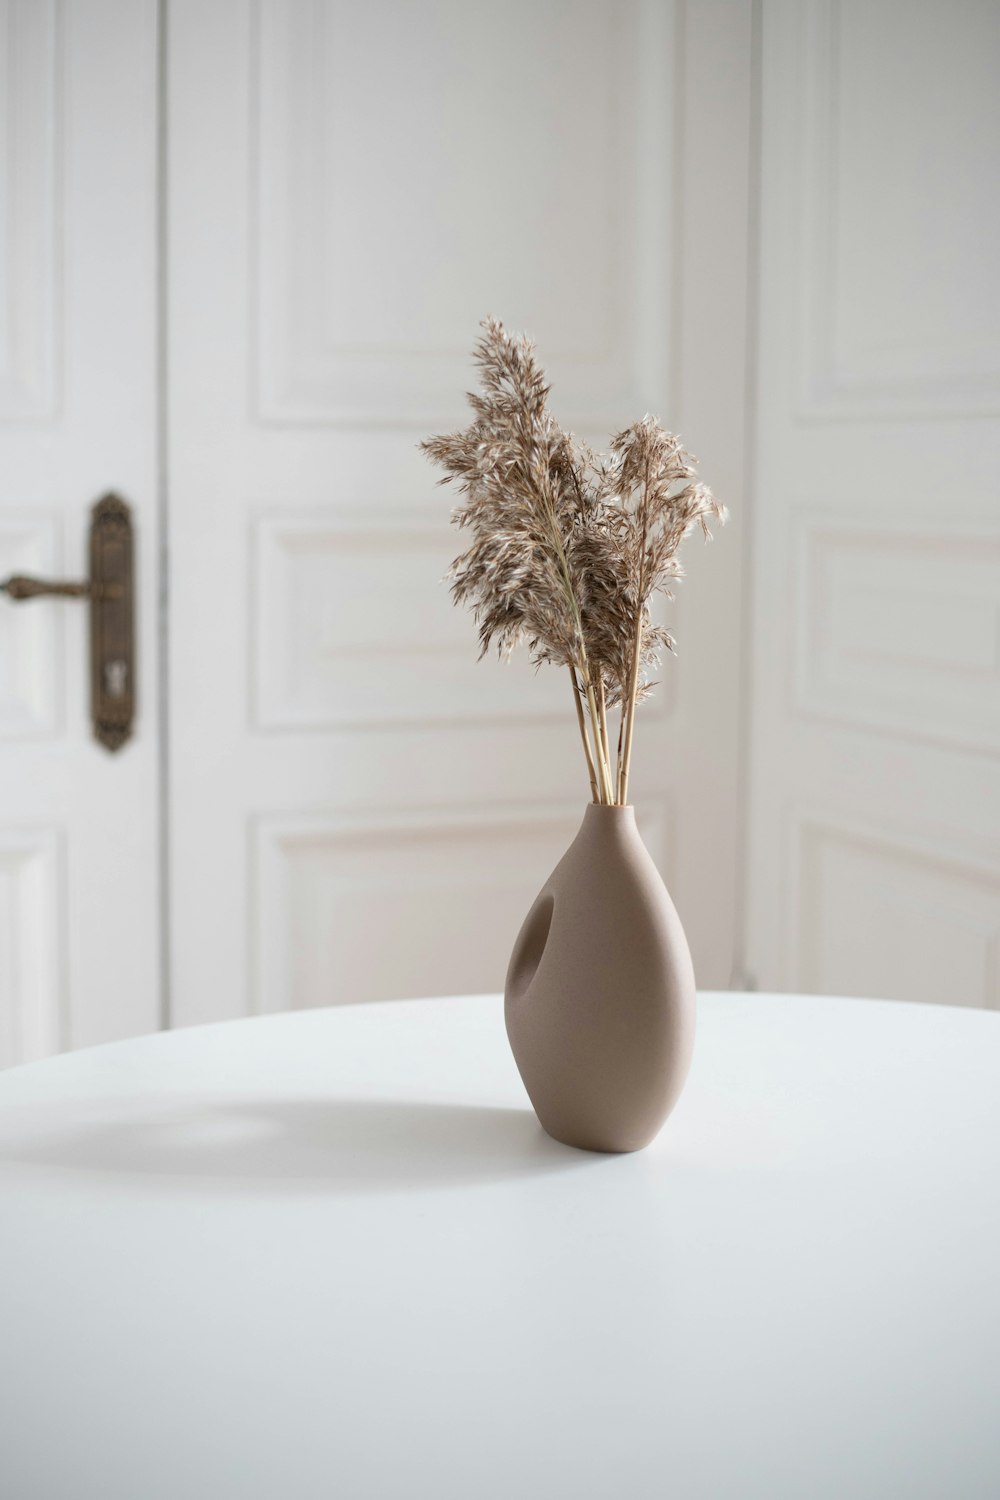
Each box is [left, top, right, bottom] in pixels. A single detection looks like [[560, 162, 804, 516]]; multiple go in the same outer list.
[[0, 1095, 611, 1195]]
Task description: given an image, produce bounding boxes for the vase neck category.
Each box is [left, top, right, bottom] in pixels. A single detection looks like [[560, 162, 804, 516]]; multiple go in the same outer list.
[[582, 802, 636, 827], [575, 802, 640, 855]]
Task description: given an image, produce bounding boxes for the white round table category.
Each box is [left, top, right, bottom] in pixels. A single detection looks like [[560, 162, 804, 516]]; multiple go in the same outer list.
[[0, 993, 997, 1500]]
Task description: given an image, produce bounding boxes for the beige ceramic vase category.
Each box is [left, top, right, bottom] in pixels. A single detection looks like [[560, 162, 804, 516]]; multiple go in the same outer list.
[[504, 804, 696, 1153]]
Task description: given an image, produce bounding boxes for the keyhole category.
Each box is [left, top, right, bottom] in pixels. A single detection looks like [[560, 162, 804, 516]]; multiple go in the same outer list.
[[104, 659, 128, 698]]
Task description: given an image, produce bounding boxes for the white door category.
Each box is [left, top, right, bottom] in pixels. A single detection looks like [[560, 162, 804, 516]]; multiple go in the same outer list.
[[167, 0, 752, 1026], [0, 1, 160, 1061], [745, 0, 1000, 1005]]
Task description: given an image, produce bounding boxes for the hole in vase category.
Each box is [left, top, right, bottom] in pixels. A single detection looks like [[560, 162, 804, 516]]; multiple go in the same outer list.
[[507, 893, 554, 1002]]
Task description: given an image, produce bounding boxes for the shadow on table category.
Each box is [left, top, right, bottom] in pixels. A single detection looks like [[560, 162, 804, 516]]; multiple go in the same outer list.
[[0, 1096, 613, 1194]]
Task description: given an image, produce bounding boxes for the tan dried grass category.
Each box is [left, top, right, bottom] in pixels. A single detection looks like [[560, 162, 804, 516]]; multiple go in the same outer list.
[[421, 318, 725, 805]]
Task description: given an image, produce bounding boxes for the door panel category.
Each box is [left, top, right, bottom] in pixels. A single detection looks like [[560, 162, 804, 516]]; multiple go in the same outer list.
[[168, 0, 751, 1023], [745, 0, 1000, 1006], [0, 0, 160, 1060]]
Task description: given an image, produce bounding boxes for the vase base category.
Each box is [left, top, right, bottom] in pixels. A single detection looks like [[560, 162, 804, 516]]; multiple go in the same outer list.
[[537, 1117, 656, 1155]]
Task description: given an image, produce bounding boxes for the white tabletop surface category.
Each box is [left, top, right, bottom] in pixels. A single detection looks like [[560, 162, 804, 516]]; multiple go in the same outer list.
[[0, 992, 998, 1500]]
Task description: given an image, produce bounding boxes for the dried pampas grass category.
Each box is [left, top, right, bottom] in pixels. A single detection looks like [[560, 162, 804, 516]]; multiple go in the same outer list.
[[421, 318, 725, 805]]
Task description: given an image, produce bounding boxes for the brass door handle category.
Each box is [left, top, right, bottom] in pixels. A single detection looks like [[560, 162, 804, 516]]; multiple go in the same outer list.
[[2, 576, 91, 599], [0, 494, 135, 751]]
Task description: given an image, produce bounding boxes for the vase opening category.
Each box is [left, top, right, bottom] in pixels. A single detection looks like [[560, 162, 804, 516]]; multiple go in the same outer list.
[[507, 893, 554, 1003]]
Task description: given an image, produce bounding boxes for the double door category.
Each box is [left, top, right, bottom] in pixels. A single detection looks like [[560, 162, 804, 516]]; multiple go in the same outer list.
[[0, 0, 751, 1060]]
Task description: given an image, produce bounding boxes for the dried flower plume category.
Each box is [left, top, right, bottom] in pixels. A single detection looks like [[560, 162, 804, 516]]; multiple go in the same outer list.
[[421, 318, 725, 804]]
